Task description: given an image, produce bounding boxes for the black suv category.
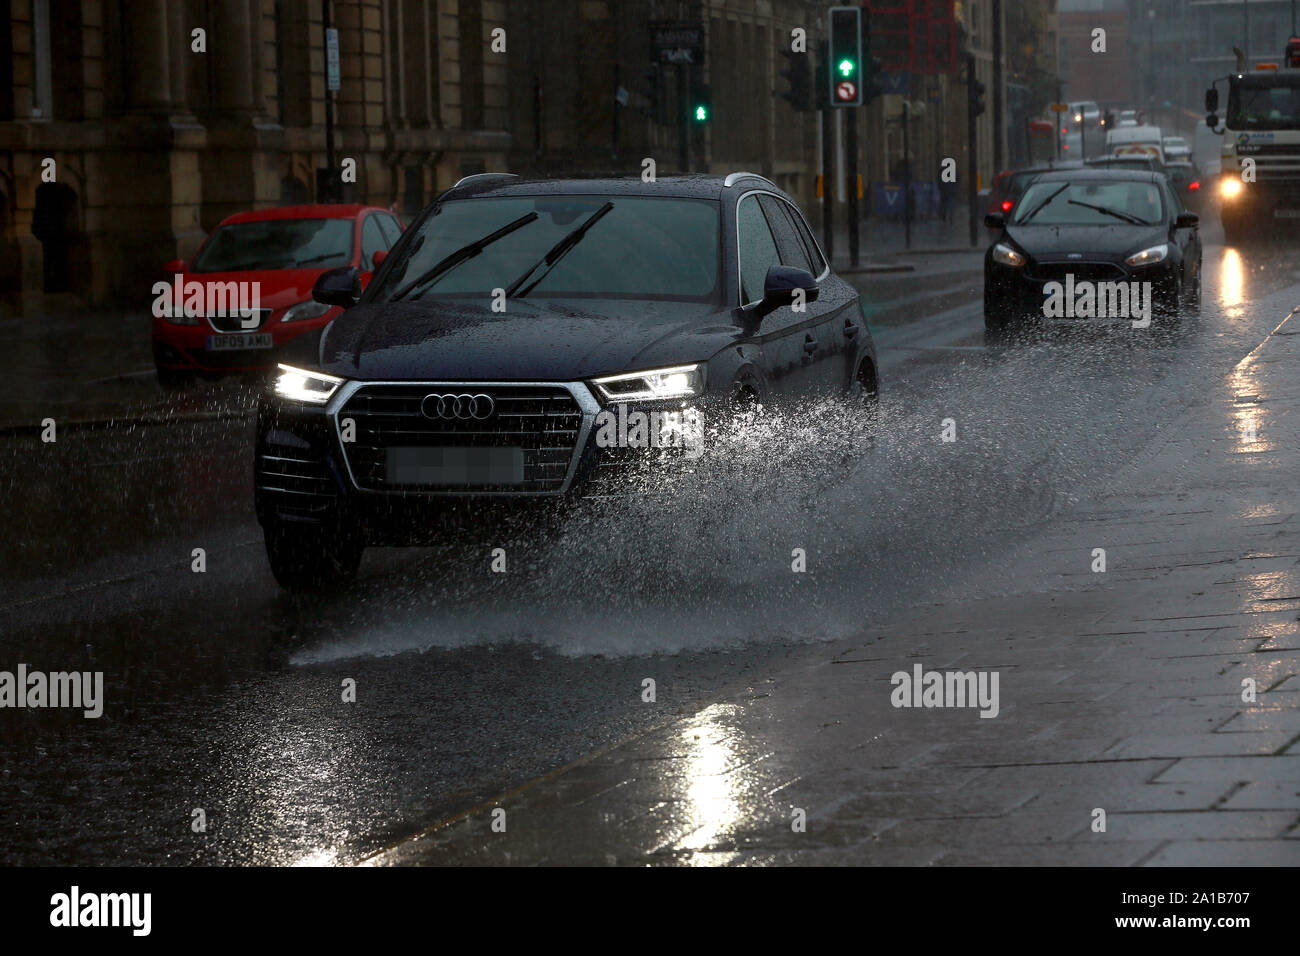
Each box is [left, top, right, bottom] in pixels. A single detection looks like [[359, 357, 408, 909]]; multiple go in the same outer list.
[[254, 172, 877, 589]]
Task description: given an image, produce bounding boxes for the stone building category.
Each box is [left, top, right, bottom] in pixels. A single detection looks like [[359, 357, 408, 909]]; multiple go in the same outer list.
[[0, 0, 510, 315]]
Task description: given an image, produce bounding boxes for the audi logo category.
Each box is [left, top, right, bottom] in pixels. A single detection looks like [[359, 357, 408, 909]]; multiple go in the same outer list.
[[420, 392, 495, 420]]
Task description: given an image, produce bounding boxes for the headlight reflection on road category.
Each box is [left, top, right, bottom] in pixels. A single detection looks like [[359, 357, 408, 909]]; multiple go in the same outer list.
[[1219, 248, 1245, 315], [674, 706, 750, 860]]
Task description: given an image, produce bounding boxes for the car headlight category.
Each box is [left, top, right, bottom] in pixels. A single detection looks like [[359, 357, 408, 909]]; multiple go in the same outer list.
[[1125, 243, 1168, 267], [1220, 177, 1243, 199], [591, 364, 705, 402], [991, 243, 1026, 267], [273, 364, 344, 404], [280, 299, 333, 323]]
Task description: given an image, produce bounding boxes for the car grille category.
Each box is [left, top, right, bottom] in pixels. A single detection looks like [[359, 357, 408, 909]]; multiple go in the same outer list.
[[208, 309, 272, 332], [1030, 262, 1127, 283], [338, 384, 584, 492], [256, 451, 341, 518]]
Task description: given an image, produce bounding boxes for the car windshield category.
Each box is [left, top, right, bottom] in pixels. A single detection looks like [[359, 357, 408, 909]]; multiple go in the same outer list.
[[1013, 180, 1165, 226], [372, 195, 720, 301], [1228, 77, 1300, 129], [192, 218, 354, 272]]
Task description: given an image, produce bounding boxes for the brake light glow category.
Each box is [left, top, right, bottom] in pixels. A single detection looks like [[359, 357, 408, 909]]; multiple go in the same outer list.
[[1001, 200, 1014, 212], [1188, 181, 1200, 190]]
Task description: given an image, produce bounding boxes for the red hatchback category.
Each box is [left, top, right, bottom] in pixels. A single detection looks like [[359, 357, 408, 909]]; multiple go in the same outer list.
[[151, 204, 404, 387]]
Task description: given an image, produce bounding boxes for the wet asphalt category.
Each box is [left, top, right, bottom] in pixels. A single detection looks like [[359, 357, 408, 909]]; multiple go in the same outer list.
[[2, 226, 1299, 865]]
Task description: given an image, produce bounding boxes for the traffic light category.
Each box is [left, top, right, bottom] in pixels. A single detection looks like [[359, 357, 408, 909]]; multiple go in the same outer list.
[[691, 83, 712, 123], [969, 76, 986, 118], [1102, 109, 1115, 129], [778, 48, 812, 112], [828, 6, 863, 107], [862, 54, 884, 104]]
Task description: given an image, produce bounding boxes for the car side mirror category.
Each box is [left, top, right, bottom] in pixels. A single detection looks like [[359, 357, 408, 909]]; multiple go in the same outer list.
[[754, 265, 818, 318], [1205, 88, 1218, 112], [313, 265, 361, 307], [1174, 212, 1199, 229], [164, 258, 185, 274], [370, 249, 388, 269], [984, 212, 1005, 230]]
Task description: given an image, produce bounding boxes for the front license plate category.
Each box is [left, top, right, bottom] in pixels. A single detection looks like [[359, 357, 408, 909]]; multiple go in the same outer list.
[[206, 333, 273, 351], [387, 447, 526, 486], [1274, 209, 1300, 219]]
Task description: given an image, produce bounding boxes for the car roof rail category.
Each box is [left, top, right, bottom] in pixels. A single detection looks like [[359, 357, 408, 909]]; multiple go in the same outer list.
[[451, 172, 519, 189], [724, 171, 778, 189]]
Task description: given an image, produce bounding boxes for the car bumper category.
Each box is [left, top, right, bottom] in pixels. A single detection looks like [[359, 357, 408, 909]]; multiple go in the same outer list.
[[254, 380, 707, 543], [152, 318, 327, 373], [986, 260, 1179, 323]]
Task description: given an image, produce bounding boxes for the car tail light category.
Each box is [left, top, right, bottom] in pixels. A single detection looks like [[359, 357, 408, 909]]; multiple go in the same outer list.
[[1188, 181, 1200, 190], [1001, 200, 1014, 212]]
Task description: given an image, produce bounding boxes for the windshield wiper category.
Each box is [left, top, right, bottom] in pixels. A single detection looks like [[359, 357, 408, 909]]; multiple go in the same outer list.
[[391, 212, 539, 301], [1020, 184, 1069, 222], [1066, 200, 1149, 225], [504, 201, 614, 299]]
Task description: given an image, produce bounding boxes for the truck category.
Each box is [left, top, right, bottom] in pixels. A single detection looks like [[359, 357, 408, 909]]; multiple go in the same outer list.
[[1205, 38, 1300, 243]]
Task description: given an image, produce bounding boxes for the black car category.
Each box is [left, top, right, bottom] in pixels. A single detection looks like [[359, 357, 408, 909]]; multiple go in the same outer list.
[[983, 169, 1202, 338], [1163, 160, 1204, 213], [254, 172, 878, 589]]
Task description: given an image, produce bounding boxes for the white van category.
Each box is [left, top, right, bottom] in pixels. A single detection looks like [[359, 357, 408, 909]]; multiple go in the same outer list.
[[1105, 124, 1165, 163]]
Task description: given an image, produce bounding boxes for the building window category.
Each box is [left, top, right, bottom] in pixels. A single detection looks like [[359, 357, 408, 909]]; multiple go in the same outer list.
[[459, 0, 484, 129], [32, 0, 52, 119]]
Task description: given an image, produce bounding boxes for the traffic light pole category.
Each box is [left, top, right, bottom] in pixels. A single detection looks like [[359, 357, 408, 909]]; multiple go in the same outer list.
[[679, 64, 691, 173], [967, 52, 979, 248], [822, 105, 834, 264], [847, 108, 859, 268]]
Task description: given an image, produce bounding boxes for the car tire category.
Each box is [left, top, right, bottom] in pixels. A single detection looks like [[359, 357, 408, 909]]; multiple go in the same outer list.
[[264, 522, 364, 592]]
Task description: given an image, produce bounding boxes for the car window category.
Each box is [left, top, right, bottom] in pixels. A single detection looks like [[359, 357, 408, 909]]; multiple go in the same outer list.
[[361, 215, 387, 269], [191, 218, 353, 272], [758, 195, 814, 274], [377, 214, 403, 247], [371, 196, 720, 301], [1013, 181, 1165, 226], [788, 204, 826, 275], [737, 194, 781, 305]]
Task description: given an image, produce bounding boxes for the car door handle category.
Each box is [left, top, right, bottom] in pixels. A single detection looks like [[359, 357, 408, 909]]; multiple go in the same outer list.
[[803, 336, 818, 354], [843, 320, 860, 339]]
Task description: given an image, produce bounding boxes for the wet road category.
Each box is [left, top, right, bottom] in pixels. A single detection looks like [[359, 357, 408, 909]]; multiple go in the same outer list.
[[2, 230, 1299, 865]]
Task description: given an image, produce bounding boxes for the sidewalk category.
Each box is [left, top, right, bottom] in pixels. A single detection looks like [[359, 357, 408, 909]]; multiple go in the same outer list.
[[367, 308, 1300, 866], [2, 309, 253, 432]]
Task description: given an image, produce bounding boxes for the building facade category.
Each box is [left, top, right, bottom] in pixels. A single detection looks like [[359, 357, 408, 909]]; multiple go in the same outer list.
[[0, 0, 511, 315]]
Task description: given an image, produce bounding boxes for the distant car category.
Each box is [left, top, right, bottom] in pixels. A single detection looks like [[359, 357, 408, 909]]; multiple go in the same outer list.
[[1105, 125, 1166, 163], [1163, 161, 1204, 213], [152, 204, 405, 388], [983, 169, 1202, 338], [987, 162, 1084, 231], [1162, 136, 1192, 161], [1071, 100, 1101, 126]]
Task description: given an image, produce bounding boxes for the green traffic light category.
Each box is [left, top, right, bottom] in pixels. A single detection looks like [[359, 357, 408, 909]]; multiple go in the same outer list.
[[838, 58, 856, 77], [695, 105, 708, 121]]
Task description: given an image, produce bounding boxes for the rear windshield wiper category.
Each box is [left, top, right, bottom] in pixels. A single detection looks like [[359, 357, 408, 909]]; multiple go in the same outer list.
[[391, 212, 539, 301], [1066, 200, 1149, 225], [504, 202, 614, 299], [1019, 184, 1069, 222]]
